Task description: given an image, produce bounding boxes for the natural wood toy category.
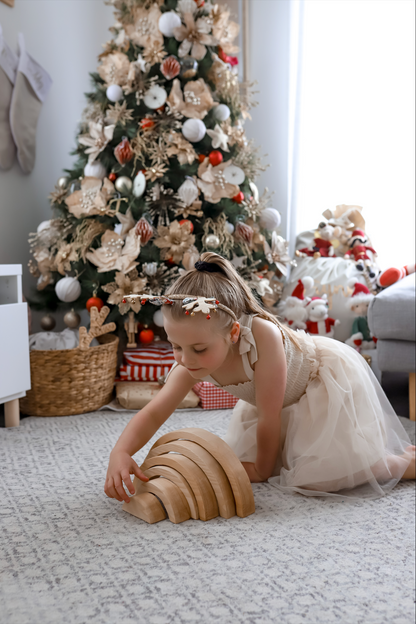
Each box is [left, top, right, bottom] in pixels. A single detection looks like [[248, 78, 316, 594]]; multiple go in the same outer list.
[[122, 428, 255, 524], [78, 305, 116, 349]]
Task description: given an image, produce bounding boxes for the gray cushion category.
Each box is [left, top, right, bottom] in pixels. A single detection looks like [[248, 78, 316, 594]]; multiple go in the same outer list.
[[376, 339, 416, 372], [368, 273, 415, 341]]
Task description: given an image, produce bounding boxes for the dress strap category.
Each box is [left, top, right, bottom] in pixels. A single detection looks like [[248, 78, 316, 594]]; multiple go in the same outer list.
[[241, 352, 255, 380], [238, 313, 259, 372]]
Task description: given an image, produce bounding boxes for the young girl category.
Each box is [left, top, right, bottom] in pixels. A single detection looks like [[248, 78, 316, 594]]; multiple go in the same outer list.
[[105, 253, 415, 503]]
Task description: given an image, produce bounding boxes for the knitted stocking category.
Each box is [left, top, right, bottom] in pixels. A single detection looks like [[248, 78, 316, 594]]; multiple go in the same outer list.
[[0, 25, 18, 170], [9, 34, 52, 173]]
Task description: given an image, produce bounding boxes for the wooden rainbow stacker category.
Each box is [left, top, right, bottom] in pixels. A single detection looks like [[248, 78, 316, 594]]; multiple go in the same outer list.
[[122, 428, 255, 524]]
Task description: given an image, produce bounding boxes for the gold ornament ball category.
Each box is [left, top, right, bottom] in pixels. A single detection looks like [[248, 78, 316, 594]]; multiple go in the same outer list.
[[204, 234, 220, 249], [57, 176, 70, 189], [63, 309, 81, 329], [40, 314, 56, 331], [115, 176, 133, 194]]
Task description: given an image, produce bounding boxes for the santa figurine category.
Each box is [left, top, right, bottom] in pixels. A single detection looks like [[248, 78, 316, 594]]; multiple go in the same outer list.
[[280, 277, 314, 330], [296, 222, 341, 259], [345, 280, 377, 351], [344, 229, 377, 277], [305, 294, 340, 338]]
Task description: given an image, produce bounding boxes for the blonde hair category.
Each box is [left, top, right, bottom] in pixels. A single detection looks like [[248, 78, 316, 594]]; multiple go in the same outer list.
[[164, 252, 300, 349]]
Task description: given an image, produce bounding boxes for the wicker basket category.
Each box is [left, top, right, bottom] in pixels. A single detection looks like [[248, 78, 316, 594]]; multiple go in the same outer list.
[[20, 306, 119, 417]]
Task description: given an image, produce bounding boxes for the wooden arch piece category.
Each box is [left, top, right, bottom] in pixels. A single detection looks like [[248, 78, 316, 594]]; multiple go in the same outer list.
[[150, 428, 255, 518], [148, 441, 236, 519], [140, 454, 218, 521], [122, 491, 166, 524], [133, 477, 191, 524], [144, 466, 199, 519]]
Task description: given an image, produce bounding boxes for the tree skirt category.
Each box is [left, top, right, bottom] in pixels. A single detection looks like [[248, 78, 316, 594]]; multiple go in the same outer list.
[[0, 410, 414, 624]]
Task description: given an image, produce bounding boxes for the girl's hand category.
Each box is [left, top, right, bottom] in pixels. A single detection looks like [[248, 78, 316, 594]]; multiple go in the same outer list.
[[104, 451, 149, 503], [241, 462, 268, 483]]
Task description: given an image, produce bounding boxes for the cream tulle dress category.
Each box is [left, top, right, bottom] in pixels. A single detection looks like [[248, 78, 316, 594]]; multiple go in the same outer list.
[[199, 314, 413, 499]]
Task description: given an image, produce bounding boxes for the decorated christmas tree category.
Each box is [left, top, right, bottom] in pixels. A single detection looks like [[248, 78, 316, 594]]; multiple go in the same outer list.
[[28, 0, 293, 336]]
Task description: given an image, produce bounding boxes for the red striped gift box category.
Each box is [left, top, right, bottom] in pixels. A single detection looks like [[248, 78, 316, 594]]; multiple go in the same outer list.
[[192, 382, 239, 410], [119, 341, 175, 382]]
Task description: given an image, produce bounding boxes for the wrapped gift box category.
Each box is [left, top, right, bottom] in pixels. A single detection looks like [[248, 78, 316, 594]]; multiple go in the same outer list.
[[119, 341, 175, 382], [192, 381, 239, 409], [116, 382, 199, 410]]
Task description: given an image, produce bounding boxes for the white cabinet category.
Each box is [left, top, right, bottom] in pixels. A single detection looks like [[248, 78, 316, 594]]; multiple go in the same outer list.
[[0, 265, 31, 427]]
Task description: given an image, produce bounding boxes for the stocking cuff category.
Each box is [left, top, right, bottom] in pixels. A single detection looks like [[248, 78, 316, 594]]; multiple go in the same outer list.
[[0, 24, 19, 84], [17, 33, 52, 102]]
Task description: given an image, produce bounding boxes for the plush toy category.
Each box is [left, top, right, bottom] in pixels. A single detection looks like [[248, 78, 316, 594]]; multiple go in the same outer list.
[[305, 295, 340, 338], [280, 277, 314, 330], [377, 263, 415, 288], [344, 229, 377, 277], [345, 279, 376, 351], [297, 222, 342, 259]]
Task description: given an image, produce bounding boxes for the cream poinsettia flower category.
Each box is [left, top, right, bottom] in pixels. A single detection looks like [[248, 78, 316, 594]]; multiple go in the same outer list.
[[102, 270, 147, 314], [97, 51, 131, 86], [55, 243, 79, 276], [124, 4, 163, 49], [197, 159, 239, 204], [173, 12, 217, 60], [166, 131, 197, 165], [154, 220, 195, 264], [78, 122, 115, 163], [209, 4, 240, 55], [86, 229, 141, 274], [167, 79, 214, 120], [65, 177, 116, 219]]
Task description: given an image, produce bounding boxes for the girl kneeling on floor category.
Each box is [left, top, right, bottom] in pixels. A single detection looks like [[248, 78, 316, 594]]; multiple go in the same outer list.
[[105, 253, 415, 502]]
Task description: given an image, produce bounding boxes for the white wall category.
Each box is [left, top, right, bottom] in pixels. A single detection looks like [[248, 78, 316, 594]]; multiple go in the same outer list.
[[245, 0, 291, 240], [0, 0, 114, 327]]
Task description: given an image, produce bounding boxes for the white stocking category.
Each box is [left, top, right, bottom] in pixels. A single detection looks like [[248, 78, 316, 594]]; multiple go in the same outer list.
[[9, 33, 52, 173], [0, 24, 18, 170]]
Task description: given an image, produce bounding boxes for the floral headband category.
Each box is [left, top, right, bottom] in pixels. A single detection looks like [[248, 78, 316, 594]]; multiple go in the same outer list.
[[122, 294, 238, 321]]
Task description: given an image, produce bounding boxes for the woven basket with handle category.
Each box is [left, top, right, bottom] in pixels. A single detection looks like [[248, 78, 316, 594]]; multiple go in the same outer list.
[[20, 306, 119, 417]]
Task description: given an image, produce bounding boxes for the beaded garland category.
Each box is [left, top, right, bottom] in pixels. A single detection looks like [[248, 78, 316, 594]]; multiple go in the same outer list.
[[121, 293, 238, 321]]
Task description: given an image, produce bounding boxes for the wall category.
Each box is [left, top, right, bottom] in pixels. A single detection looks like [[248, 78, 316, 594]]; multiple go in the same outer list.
[[0, 0, 114, 328]]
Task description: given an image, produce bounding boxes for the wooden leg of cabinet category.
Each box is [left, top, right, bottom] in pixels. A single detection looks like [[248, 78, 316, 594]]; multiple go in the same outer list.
[[4, 399, 20, 427]]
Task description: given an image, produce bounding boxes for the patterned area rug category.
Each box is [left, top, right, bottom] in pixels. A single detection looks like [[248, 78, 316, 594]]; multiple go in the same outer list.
[[0, 410, 414, 624]]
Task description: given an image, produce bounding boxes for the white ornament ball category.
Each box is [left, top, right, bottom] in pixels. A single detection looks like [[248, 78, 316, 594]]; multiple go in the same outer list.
[[84, 161, 107, 180], [106, 84, 124, 102], [223, 164, 245, 185], [153, 309, 165, 328], [259, 207, 282, 230], [143, 85, 167, 109], [225, 221, 235, 235], [143, 262, 158, 276], [158, 11, 182, 37], [182, 118, 206, 143], [213, 103, 231, 121], [55, 277, 82, 303], [37, 220, 51, 233], [204, 233, 220, 249]]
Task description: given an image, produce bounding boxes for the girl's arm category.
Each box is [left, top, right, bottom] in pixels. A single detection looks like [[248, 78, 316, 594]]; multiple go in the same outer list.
[[104, 364, 196, 503], [245, 317, 287, 482]]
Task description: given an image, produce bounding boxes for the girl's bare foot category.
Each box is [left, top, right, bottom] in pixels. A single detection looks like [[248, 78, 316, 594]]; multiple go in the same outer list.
[[371, 446, 416, 481], [400, 445, 416, 480]]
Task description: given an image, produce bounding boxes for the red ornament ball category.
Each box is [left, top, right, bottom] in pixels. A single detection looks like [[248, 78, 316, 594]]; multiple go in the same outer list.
[[141, 118, 155, 130], [86, 296, 104, 312], [209, 150, 223, 166], [179, 219, 194, 233], [232, 192, 245, 204], [108, 172, 117, 182], [139, 328, 154, 344], [198, 154, 206, 163]]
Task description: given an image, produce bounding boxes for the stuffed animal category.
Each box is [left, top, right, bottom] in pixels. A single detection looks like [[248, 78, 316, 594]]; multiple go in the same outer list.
[[344, 229, 377, 277], [345, 280, 376, 351], [297, 222, 342, 259], [305, 295, 340, 338], [280, 277, 314, 330], [377, 263, 415, 288]]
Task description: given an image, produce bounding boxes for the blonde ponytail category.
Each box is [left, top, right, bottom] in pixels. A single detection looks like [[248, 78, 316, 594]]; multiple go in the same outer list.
[[165, 252, 300, 349]]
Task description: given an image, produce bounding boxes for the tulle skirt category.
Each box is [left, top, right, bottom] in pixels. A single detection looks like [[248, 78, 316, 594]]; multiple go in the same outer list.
[[223, 334, 413, 499]]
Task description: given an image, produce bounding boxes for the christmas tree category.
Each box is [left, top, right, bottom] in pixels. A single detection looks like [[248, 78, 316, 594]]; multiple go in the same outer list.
[[28, 0, 293, 335]]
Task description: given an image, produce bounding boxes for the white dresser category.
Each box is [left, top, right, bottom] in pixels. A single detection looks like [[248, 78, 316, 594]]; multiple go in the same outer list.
[[0, 265, 31, 427]]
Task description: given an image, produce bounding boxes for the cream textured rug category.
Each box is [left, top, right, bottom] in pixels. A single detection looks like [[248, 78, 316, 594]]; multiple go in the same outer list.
[[0, 410, 415, 624]]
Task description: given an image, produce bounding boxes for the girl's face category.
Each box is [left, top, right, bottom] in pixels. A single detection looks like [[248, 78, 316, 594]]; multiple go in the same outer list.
[[164, 314, 239, 379]]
